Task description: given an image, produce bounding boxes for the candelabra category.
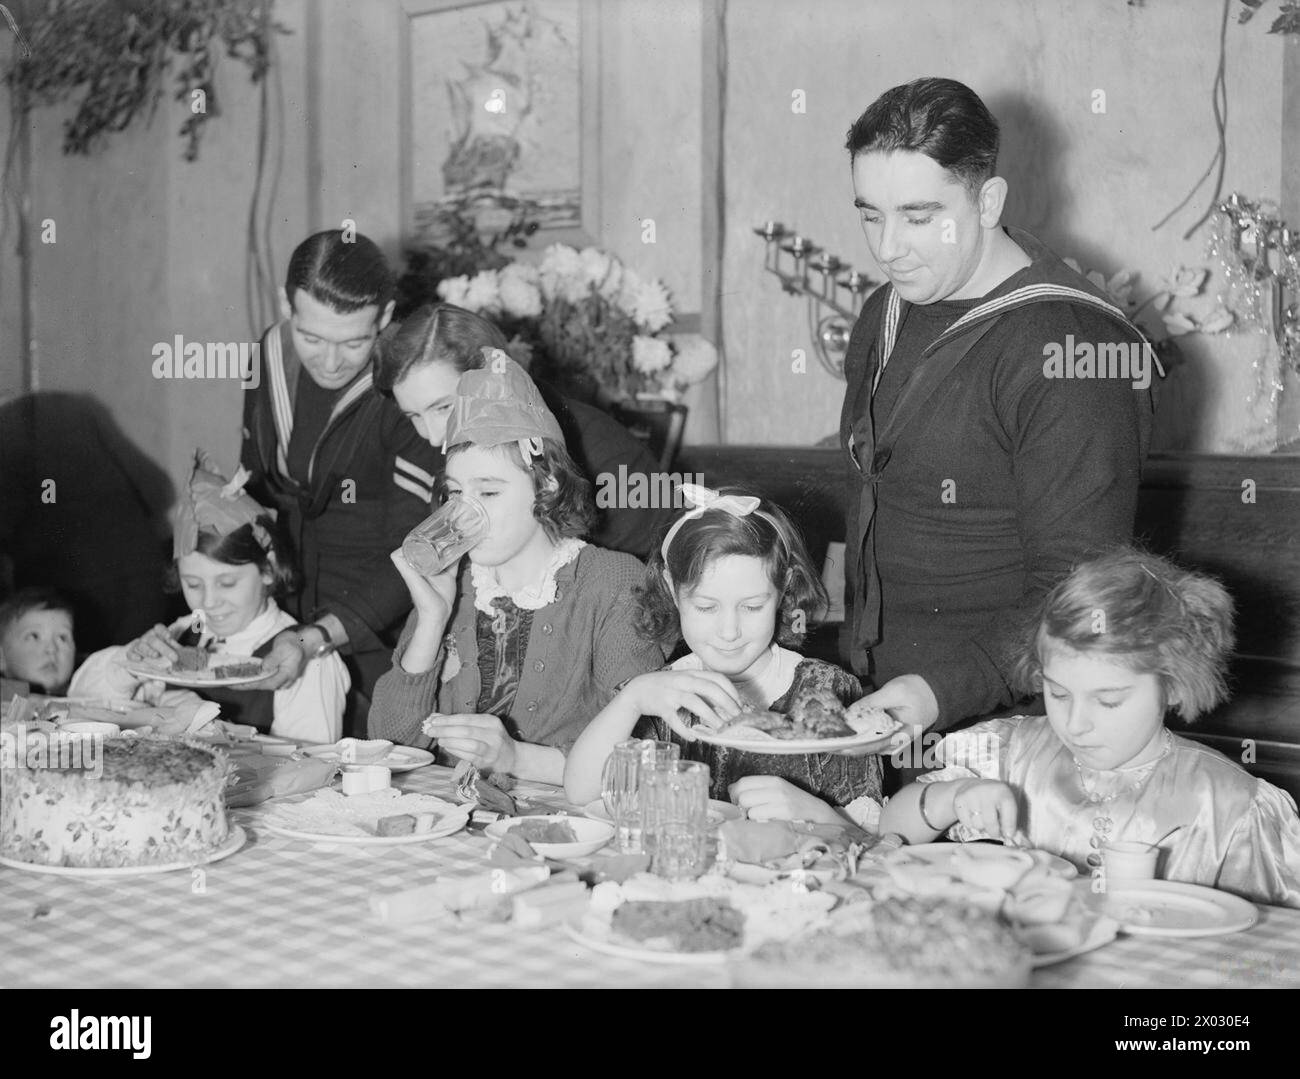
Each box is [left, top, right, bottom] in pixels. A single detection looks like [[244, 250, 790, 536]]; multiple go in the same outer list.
[[1214, 193, 1300, 371], [753, 221, 879, 379]]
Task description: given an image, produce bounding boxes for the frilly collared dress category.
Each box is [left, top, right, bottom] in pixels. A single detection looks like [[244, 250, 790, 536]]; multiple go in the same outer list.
[[918, 715, 1300, 908]]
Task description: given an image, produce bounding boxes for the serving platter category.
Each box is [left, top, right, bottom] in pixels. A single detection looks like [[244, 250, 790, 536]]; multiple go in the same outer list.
[[261, 813, 468, 846], [688, 722, 902, 756], [0, 825, 246, 877]]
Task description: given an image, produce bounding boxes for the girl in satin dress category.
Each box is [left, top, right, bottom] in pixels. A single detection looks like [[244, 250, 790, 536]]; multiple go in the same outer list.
[[880, 548, 1300, 907]]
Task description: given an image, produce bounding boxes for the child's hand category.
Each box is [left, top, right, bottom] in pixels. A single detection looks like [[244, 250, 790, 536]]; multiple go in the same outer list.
[[125, 624, 181, 666], [950, 779, 1020, 840], [621, 670, 742, 741], [390, 548, 458, 626], [424, 713, 517, 775], [728, 775, 845, 826]]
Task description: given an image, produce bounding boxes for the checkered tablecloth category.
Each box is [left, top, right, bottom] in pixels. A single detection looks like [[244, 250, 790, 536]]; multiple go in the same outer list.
[[2, 765, 1296, 988]]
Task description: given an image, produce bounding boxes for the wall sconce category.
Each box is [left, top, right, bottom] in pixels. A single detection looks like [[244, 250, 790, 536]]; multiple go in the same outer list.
[[1215, 193, 1300, 371], [754, 221, 878, 379]]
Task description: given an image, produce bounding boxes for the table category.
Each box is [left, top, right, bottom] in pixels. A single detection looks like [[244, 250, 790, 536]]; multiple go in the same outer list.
[[2, 766, 1297, 988]]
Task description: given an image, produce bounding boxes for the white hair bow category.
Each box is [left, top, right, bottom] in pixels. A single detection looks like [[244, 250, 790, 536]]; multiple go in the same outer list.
[[660, 483, 761, 561]]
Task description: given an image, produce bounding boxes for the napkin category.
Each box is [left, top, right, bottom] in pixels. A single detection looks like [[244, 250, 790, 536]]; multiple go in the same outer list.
[[225, 754, 337, 808], [452, 759, 518, 815], [369, 866, 550, 924]]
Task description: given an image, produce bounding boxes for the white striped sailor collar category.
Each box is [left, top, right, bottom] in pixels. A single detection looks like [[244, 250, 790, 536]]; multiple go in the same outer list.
[[263, 319, 377, 482], [873, 226, 1150, 383]]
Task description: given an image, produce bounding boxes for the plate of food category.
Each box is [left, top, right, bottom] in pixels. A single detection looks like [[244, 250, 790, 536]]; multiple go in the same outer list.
[[581, 798, 745, 829], [715, 818, 849, 886], [890, 842, 1078, 881], [125, 646, 269, 687], [485, 815, 614, 858], [1078, 879, 1258, 938], [686, 690, 902, 755], [731, 896, 1034, 987], [261, 788, 470, 845], [566, 873, 838, 964], [302, 741, 435, 773]]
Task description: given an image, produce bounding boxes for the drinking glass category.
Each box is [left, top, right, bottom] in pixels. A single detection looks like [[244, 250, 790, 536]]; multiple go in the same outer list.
[[600, 739, 679, 854], [642, 760, 710, 880], [401, 496, 490, 577]]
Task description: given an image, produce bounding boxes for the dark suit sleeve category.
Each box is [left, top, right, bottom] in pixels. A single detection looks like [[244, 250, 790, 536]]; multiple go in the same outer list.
[[913, 304, 1154, 726]]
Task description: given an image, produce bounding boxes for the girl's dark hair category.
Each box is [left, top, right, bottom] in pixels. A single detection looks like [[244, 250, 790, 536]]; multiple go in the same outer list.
[[844, 77, 999, 195], [373, 303, 509, 396], [1007, 547, 1236, 722], [285, 229, 395, 314], [447, 438, 595, 543], [167, 515, 299, 601], [634, 492, 826, 651]]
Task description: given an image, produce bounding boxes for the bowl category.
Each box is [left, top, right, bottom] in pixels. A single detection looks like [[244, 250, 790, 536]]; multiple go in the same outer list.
[[485, 815, 615, 858]]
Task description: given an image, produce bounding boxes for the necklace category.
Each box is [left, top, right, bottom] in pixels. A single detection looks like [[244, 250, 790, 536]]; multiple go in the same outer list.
[[1073, 730, 1172, 868]]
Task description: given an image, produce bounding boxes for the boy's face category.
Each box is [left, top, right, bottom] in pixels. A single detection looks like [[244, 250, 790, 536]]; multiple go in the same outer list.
[[0, 608, 75, 691]]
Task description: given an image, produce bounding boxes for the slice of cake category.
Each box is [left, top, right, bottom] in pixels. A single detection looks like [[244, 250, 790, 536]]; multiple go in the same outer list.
[[611, 898, 744, 953], [171, 645, 210, 672], [508, 818, 579, 845]]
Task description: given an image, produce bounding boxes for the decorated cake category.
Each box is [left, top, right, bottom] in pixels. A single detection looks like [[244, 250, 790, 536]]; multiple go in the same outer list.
[[0, 734, 232, 868]]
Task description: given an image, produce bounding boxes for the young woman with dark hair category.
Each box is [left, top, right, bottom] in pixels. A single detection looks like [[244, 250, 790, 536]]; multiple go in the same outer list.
[[565, 486, 884, 828], [373, 302, 676, 559]]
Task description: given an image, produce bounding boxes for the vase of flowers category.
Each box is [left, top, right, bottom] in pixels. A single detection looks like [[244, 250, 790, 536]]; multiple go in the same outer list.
[[435, 243, 719, 409]]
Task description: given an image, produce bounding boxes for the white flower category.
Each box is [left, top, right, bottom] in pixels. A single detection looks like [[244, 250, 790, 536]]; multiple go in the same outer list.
[[1199, 306, 1234, 335], [621, 273, 673, 332], [436, 275, 471, 307], [668, 335, 718, 384], [1160, 266, 1208, 298], [539, 243, 585, 302], [1161, 312, 1197, 337], [579, 246, 617, 290], [498, 266, 542, 319], [632, 335, 672, 375], [464, 270, 501, 313]]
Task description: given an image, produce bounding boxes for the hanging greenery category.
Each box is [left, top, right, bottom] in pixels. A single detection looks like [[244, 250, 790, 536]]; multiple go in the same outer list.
[[5, 0, 288, 161]]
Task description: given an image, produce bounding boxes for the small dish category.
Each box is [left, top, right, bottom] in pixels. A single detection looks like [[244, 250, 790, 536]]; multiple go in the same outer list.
[[485, 815, 615, 858]]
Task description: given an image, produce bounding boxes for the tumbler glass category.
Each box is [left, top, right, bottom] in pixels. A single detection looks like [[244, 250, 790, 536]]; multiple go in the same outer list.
[[401, 495, 490, 577], [642, 760, 710, 880], [600, 739, 679, 854]]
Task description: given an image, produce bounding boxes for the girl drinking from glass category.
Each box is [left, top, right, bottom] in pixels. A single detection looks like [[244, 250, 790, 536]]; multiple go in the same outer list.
[[565, 485, 884, 828], [879, 548, 1300, 907], [368, 354, 663, 784]]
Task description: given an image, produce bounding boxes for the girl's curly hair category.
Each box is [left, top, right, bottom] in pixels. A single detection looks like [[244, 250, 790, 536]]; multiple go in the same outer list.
[[447, 438, 595, 542], [1008, 547, 1235, 722], [634, 491, 826, 651]]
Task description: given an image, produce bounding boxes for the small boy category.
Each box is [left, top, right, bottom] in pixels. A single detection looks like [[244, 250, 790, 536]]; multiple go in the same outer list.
[[0, 588, 76, 695]]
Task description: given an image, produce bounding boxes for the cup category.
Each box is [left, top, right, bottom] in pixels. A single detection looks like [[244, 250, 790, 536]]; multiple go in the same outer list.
[[642, 760, 710, 880], [401, 495, 490, 577], [341, 764, 392, 796], [600, 739, 679, 854], [1101, 840, 1158, 881]]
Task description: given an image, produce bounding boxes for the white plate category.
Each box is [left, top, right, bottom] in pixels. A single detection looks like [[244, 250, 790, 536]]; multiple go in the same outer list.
[[582, 798, 745, 828], [1026, 915, 1121, 968], [485, 815, 615, 858], [262, 808, 469, 846], [689, 722, 902, 756], [124, 656, 269, 688], [719, 860, 843, 886], [1079, 879, 1258, 937], [891, 842, 1078, 880], [302, 744, 435, 773], [0, 825, 246, 877], [563, 921, 739, 964]]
